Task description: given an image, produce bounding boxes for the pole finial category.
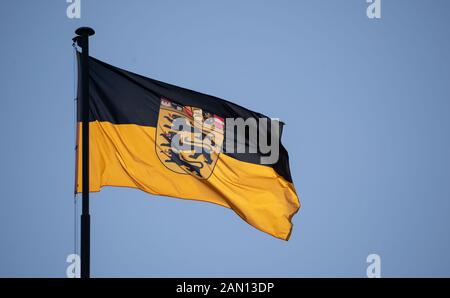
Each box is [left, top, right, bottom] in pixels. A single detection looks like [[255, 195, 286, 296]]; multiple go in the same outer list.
[[75, 27, 95, 36]]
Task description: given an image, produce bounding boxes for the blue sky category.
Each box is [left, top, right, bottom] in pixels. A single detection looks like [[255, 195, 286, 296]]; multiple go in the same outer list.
[[0, 0, 449, 277]]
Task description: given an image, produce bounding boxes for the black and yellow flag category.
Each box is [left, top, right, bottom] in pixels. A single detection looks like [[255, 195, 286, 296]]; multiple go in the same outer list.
[[75, 55, 300, 240]]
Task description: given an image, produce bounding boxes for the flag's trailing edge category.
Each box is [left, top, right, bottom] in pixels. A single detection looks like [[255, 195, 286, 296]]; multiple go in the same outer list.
[[75, 53, 300, 240]]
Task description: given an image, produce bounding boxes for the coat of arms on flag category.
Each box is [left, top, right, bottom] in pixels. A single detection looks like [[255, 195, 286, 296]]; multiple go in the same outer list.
[[156, 98, 224, 179]]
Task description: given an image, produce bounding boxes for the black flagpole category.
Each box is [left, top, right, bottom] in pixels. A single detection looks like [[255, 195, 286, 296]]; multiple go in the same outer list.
[[74, 27, 95, 278]]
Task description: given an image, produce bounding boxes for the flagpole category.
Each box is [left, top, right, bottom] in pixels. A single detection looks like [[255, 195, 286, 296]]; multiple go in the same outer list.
[[74, 26, 95, 279]]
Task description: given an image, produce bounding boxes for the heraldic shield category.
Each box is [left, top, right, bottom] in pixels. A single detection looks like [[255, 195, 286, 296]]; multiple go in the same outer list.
[[156, 98, 225, 179]]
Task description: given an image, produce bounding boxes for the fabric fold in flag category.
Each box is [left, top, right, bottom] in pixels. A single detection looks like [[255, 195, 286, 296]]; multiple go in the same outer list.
[[75, 54, 300, 240]]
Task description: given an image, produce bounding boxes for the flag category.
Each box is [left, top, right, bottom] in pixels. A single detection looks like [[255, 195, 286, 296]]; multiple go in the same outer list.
[[75, 54, 300, 240]]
